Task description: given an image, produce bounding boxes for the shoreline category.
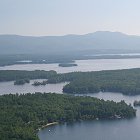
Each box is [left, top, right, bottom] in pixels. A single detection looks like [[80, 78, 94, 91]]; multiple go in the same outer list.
[[38, 122, 59, 131]]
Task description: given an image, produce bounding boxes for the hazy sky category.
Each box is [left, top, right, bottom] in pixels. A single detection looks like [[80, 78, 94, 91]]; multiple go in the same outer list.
[[1, 0, 140, 36]]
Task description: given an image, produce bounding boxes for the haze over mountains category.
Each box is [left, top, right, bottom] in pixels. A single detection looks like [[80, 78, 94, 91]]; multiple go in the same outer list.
[[1, 31, 140, 54]]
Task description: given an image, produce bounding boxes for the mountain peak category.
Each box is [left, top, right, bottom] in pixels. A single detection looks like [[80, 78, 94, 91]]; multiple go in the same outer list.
[[85, 31, 126, 36]]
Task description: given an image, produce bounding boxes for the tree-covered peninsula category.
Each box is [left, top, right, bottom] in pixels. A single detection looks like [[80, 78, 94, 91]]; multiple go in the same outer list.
[[47, 68, 140, 95], [0, 93, 136, 140], [0, 70, 57, 82]]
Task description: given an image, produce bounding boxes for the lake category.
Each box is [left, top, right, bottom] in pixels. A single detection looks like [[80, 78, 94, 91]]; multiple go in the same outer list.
[[1, 58, 140, 140], [1, 58, 140, 73], [38, 92, 140, 140], [0, 79, 67, 95]]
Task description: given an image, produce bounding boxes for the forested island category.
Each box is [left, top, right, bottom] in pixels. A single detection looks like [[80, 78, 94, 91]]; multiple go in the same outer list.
[[133, 100, 140, 106], [14, 79, 30, 85], [0, 93, 136, 140], [32, 80, 48, 86], [2, 68, 140, 95], [58, 63, 77, 67]]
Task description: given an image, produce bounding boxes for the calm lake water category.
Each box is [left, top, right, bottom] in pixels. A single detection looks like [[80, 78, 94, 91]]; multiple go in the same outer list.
[[1, 58, 140, 73], [1, 58, 140, 140], [0, 79, 67, 95]]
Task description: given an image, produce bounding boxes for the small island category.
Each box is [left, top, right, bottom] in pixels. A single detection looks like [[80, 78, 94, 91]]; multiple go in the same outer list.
[[58, 63, 78, 67], [134, 100, 140, 106], [14, 79, 30, 85], [32, 80, 48, 86]]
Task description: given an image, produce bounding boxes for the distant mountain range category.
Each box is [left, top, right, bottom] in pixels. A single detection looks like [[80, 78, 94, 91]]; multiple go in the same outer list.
[[1, 31, 140, 54]]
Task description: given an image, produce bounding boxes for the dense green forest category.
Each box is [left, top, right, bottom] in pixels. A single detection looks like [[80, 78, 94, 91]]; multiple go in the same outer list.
[[47, 68, 140, 95], [0, 93, 136, 140], [0, 70, 57, 82], [2, 68, 140, 95]]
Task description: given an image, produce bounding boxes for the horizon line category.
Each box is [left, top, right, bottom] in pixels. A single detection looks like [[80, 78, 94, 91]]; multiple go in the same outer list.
[[0, 31, 136, 37]]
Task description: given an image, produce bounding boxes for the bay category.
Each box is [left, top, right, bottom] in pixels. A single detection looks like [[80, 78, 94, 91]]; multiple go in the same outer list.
[[1, 58, 140, 73]]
